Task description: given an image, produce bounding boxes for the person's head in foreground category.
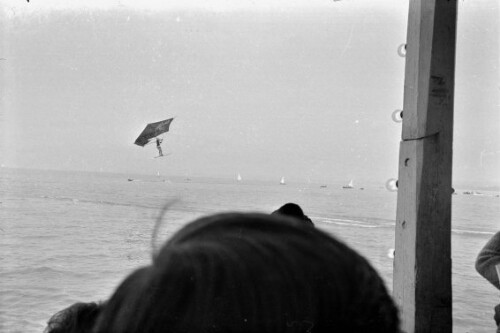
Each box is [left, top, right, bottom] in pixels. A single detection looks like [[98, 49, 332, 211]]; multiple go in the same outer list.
[[44, 301, 103, 333], [94, 212, 400, 333], [272, 202, 314, 227]]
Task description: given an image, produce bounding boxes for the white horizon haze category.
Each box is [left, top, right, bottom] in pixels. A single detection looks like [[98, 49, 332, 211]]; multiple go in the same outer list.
[[1, 0, 499, 185]]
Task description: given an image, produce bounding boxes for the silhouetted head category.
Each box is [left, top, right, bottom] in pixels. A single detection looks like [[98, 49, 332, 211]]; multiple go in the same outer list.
[[94, 212, 400, 333], [272, 202, 314, 226], [494, 303, 500, 326], [44, 301, 103, 333]]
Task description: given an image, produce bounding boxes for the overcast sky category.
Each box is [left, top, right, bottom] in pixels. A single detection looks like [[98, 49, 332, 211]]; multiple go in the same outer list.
[[0, 0, 498, 184]]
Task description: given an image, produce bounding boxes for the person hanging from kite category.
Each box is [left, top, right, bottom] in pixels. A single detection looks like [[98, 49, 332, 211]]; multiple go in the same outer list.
[[156, 137, 164, 157], [134, 118, 174, 158]]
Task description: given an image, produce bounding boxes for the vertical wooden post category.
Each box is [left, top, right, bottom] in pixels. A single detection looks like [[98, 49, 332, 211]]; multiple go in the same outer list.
[[393, 0, 457, 332]]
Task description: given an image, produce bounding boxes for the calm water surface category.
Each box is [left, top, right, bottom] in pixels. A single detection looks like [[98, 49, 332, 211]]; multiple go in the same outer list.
[[0, 168, 498, 332]]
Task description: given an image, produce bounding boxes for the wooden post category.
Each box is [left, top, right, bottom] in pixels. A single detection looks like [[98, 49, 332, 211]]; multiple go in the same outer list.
[[393, 0, 457, 332]]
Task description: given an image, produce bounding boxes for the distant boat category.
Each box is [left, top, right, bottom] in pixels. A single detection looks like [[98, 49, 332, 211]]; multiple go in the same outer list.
[[280, 177, 286, 185], [237, 173, 242, 182], [342, 179, 354, 189], [463, 190, 483, 196], [320, 185, 327, 188]]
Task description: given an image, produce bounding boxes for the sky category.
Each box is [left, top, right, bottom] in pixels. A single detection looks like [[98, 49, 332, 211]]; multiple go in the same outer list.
[[0, 0, 499, 185]]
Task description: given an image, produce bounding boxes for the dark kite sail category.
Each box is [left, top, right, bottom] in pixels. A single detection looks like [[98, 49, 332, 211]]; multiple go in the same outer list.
[[134, 118, 174, 147]]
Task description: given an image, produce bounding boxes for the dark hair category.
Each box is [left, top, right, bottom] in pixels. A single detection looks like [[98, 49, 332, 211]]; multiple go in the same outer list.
[[272, 202, 314, 226], [94, 213, 400, 333], [44, 301, 103, 333]]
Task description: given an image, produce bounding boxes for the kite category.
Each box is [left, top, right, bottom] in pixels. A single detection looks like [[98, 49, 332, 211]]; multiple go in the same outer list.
[[134, 118, 174, 158], [134, 118, 174, 147]]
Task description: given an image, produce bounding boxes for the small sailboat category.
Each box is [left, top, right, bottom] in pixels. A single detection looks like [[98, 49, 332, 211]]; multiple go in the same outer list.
[[280, 176, 286, 185], [342, 179, 354, 189], [237, 173, 242, 182]]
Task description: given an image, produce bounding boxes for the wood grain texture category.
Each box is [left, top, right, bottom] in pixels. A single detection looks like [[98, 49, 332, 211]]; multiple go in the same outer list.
[[394, 0, 456, 332]]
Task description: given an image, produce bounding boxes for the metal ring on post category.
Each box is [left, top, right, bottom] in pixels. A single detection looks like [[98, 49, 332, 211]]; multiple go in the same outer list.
[[392, 109, 403, 123], [385, 178, 398, 192], [397, 43, 407, 57]]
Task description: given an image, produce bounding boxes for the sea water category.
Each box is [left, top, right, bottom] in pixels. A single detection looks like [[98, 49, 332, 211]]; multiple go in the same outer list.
[[0, 168, 498, 332]]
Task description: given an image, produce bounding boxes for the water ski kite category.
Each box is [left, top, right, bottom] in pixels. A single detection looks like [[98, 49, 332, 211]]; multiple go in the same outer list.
[[134, 118, 174, 158]]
